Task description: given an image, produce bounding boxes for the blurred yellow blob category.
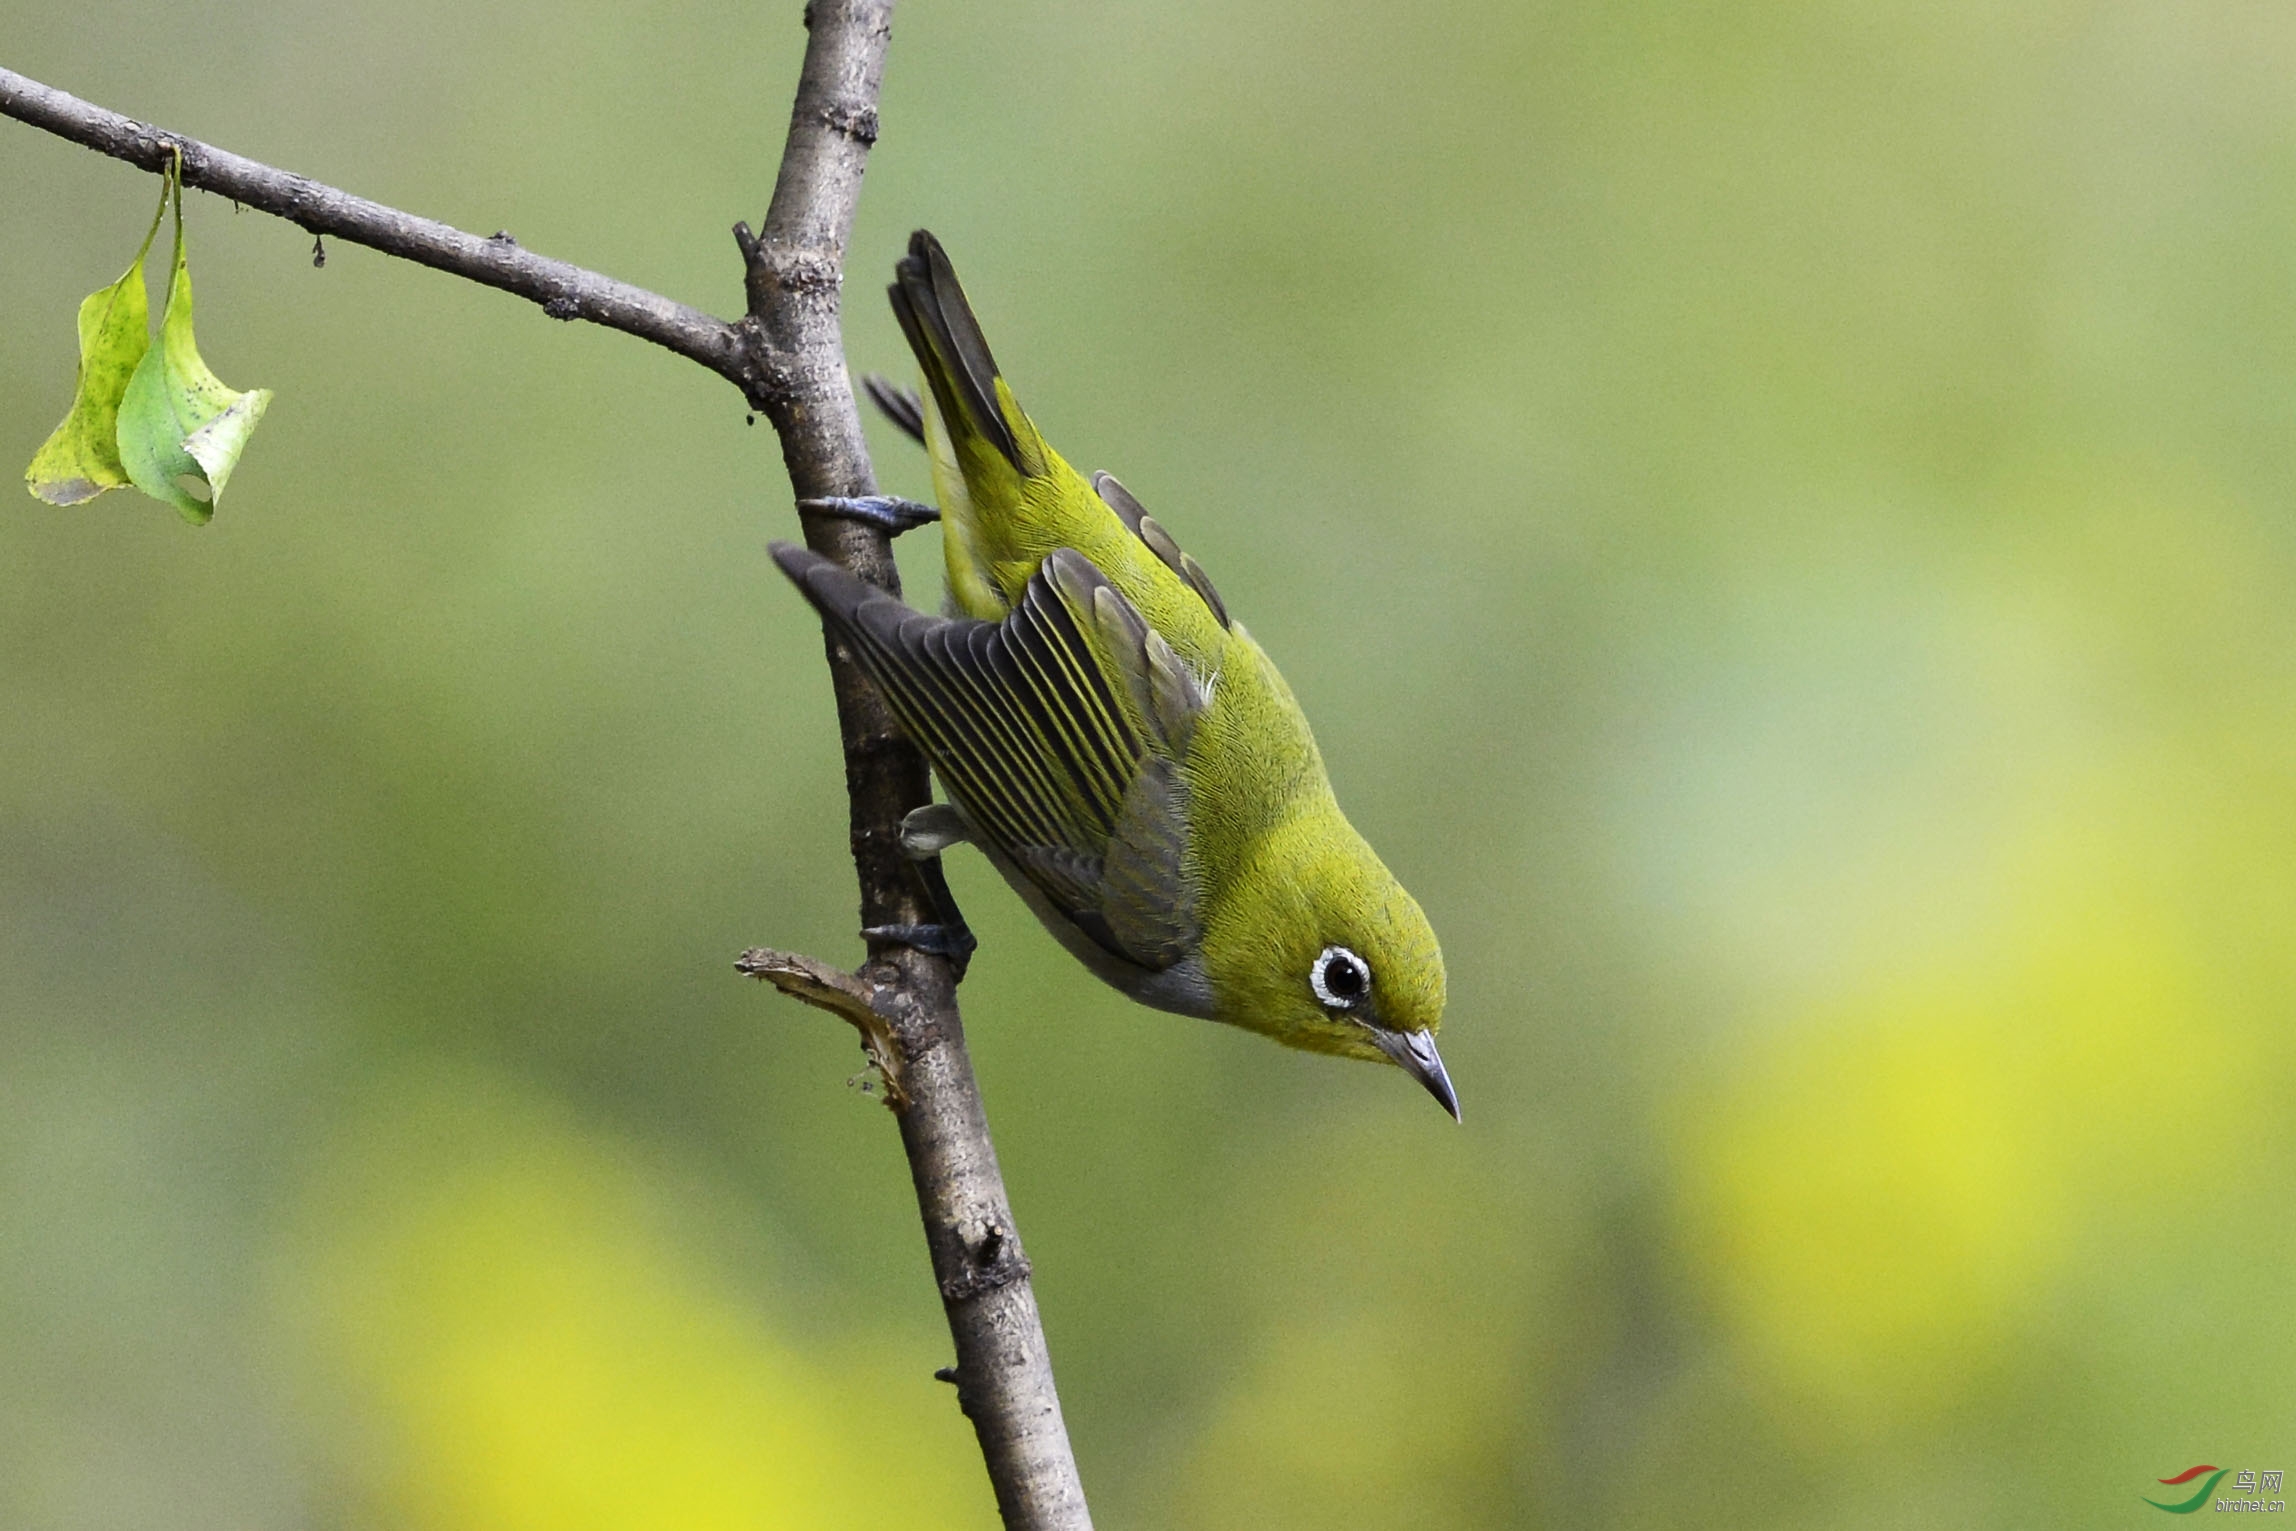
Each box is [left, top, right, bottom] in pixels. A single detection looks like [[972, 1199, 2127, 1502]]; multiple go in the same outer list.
[[1673, 773, 2272, 1434], [272, 1063, 993, 1531]]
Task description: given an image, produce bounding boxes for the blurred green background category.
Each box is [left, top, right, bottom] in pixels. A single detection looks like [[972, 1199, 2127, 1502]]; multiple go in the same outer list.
[[5, 1, 2294, 1526]]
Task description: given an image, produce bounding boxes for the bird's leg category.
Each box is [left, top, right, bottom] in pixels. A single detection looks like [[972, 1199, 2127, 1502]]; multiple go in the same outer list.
[[864, 803, 978, 978], [864, 853, 977, 980], [897, 802, 971, 857], [798, 495, 940, 534]]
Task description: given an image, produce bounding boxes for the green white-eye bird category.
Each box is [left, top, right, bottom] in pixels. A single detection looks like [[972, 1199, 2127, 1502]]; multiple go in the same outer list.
[[773, 231, 1456, 1118]]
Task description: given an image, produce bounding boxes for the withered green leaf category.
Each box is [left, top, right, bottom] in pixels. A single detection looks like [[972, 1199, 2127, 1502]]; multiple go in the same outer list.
[[23, 185, 166, 505], [117, 168, 274, 524]]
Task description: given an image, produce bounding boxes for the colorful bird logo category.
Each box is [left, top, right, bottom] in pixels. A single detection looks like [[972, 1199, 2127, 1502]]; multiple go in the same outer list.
[[2146, 1465, 2228, 1514]]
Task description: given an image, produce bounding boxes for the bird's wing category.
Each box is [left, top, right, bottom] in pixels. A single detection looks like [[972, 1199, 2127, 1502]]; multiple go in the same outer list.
[[773, 543, 1210, 972], [1091, 471, 1231, 630], [860, 374, 927, 445]]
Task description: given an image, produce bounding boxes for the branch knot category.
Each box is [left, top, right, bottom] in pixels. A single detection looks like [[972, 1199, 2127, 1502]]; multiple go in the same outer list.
[[939, 1220, 1033, 1303], [818, 99, 880, 145]]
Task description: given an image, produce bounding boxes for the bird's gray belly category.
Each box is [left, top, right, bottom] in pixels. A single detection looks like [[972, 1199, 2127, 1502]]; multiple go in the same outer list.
[[975, 839, 1218, 1019]]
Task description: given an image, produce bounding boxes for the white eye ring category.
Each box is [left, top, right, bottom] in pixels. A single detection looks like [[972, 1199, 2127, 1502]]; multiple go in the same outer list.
[[1310, 944, 1372, 1009]]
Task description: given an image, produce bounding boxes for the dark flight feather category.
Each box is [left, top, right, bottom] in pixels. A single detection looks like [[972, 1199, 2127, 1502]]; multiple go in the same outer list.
[[772, 542, 1208, 972], [861, 374, 927, 444]]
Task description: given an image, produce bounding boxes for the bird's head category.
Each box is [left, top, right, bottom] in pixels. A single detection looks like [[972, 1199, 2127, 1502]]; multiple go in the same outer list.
[[1203, 812, 1456, 1118]]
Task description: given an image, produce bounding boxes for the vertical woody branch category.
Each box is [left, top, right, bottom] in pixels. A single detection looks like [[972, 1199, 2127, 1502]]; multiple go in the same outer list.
[[736, 3, 1093, 1526]]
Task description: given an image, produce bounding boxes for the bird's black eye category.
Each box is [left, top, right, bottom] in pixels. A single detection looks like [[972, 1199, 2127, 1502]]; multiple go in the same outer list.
[[1311, 945, 1370, 1009]]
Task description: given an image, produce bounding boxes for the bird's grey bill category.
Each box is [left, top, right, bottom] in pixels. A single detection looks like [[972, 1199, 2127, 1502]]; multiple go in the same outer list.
[[1374, 1026, 1461, 1122]]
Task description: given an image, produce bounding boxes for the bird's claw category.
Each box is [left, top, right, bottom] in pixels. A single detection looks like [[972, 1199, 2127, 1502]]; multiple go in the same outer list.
[[799, 495, 941, 534], [863, 921, 977, 979]]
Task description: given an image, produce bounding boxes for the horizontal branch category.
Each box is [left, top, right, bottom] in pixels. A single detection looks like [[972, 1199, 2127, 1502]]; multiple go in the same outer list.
[[0, 64, 757, 392]]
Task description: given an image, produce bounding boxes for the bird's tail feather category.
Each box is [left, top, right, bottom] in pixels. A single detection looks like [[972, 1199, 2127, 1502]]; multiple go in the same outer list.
[[889, 231, 1044, 477]]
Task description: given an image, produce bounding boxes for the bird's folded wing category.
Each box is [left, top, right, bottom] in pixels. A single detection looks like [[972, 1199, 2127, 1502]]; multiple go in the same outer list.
[[772, 543, 1209, 972]]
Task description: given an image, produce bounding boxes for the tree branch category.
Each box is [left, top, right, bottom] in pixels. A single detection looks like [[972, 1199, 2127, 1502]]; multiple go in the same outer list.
[[5, 15, 1093, 1528], [735, 946, 908, 1108], [0, 64, 753, 392], [735, 4, 1095, 1524]]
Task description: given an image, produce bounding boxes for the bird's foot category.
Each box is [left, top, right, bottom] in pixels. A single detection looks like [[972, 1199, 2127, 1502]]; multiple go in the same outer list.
[[799, 495, 941, 534], [863, 921, 977, 980]]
